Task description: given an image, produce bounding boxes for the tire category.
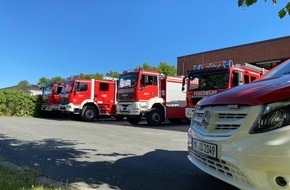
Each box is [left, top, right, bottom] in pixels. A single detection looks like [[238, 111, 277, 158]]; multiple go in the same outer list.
[[127, 116, 141, 125], [81, 105, 98, 122], [146, 108, 164, 126]]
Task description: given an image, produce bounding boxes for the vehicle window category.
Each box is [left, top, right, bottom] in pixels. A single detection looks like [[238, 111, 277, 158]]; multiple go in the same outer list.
[[251, 76, 257, 82], [198, 72, 229, 89], [244, 75, 249, 84], [43, 85, 52, 95], [118, 74, 138, 88], [187, 78, 198, 90], [100, 83, 109, 91], [233, 72, 238, 87], [76, 82, 88, 92], [54, 86, 62, 94], [62, 81, 74, 94], [141, 75, 157, 86]]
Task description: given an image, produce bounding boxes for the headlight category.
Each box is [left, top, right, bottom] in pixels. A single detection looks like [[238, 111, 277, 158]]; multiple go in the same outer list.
[[250, 101, 290, 134]]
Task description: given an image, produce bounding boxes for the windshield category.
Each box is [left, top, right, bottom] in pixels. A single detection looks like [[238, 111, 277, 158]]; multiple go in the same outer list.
[[42, 84, 52, 96], [261, 59, 290, 79], [118, 74, 138, 89], [188, 72, 229, 90], [61, 81, 74, 94]]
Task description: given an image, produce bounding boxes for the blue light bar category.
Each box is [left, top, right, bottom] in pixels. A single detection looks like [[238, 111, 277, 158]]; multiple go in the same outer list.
[[193, 65, 202, 70], [224, 60, 233, 68]]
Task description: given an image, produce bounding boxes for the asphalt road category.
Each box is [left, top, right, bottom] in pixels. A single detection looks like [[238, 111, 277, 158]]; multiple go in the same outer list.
[[0, 116, 238, 190]]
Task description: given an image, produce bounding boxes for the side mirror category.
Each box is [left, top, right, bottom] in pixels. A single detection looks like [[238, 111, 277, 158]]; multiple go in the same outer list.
[[238, 72, 244, 86], [182, 77, 186, 92], [144, 76, 149, 84]]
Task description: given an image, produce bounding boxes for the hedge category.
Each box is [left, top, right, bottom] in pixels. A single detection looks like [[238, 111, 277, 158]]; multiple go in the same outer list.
[[0, 89, 42, 117]]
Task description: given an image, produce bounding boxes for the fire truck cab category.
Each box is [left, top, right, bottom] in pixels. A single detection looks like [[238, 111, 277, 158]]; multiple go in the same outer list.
[[182, 60, 268, 119], [116, 68, 187, 126], [41, 83, 63, 112], [60, 76, 119, 121]]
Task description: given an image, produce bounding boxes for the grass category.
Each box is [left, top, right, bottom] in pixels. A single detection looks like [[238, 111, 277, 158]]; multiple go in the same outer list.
[[0, 164, 70, 190]]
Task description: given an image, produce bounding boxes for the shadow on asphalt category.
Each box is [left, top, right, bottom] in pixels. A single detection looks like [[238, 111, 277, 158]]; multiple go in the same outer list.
[[0, 134, 239, 190], [38, 114, 190, 133]]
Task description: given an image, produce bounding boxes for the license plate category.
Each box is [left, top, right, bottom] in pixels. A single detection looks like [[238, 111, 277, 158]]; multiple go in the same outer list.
[[192, 138, 218, 159]]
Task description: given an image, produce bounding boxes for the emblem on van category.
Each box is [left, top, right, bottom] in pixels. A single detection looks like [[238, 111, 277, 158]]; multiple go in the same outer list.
[[202, 110, 211, 128]]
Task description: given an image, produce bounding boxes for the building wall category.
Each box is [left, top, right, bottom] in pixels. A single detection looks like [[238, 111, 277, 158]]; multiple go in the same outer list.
[[177, 36, 290, 76]]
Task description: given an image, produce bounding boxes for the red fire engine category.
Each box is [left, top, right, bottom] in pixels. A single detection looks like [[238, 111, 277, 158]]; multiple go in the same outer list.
[[59, 76, 120, 121], [116, 68, 187, 126], [182, 60, 268, 119], [41, 83, 63, 112]]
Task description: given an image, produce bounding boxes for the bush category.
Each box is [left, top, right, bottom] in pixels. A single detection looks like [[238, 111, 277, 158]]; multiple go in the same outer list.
[[0, 89, 41, 117]]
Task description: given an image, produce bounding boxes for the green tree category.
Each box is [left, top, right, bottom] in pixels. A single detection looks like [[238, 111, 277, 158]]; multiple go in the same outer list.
[[38, 77, 65, 86], [50, 76, 65, 84], [238, 0, 290, 18], [139, 62, 177, 76], [38, 77, 50, 86], [141, 63, 158, 71], [157, 62, 177, 76], [106, 70, 120, 78], [79, 73, 94, 79], [94, 73, 104, 79], [17, 80, 30, 93], [79, 73, 104, 80]]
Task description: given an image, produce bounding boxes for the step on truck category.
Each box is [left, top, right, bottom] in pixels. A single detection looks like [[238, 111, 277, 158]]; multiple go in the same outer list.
[[116, 68, 187, 126], [182, 60, 268, 119], [41, 83, 63, 112], [60, 76, 121, 121], [187, 59, 290, 190]]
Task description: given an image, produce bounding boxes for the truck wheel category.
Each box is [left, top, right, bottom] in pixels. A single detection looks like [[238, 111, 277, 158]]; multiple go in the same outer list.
[[81, 105, 98, 122], [127, 116, 141, 125], [146, 108, 164, 126]]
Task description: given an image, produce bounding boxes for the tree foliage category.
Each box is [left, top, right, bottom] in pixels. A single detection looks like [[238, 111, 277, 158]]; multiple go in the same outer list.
[[139, 62, 177, 76], [17, 80, 30, 93], [238, 0, 290, 18], [157, 62, 177, 76], [141, 63, 158, 71], [106, 70, 120, 78], [38, 77, 65, 86], [0, 89, 38, 117]]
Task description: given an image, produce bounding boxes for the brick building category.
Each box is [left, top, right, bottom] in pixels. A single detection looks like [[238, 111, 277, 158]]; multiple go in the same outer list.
[[177, 36, 290, 76]]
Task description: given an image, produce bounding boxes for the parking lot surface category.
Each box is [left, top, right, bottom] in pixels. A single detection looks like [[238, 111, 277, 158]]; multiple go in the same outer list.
[[0, 116, 238, 190]]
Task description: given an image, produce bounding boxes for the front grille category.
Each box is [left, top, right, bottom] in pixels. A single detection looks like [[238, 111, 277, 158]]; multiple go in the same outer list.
[[192, 106, 250, 137], [219, 113, 247, 119], [118, 92, 133, 101], [189, 149, 253, 187], [60, 97, 69, 105]]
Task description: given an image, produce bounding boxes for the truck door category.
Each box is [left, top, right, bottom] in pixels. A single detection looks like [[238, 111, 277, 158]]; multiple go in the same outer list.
[[50, 84, 62, 104], [96, 82, 114, 115], [140, 75, 158, 100], [73, 81, 91, 105]]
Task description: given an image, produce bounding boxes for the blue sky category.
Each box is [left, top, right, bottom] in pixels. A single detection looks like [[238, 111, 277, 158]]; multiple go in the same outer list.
[[0, 0, 289, 88]]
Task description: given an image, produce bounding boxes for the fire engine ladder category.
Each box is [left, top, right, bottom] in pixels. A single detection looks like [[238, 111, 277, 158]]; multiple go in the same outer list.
[[239, 62, 269, 74]]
